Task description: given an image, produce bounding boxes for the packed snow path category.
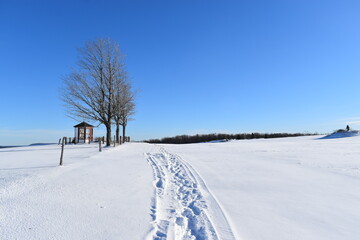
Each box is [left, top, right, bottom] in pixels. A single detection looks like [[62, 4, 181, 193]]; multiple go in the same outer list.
[[145, 148, 237, 240]]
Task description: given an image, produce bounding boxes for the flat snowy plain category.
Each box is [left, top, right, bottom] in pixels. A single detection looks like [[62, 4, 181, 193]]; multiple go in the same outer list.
[[1, 135, 360, 239]]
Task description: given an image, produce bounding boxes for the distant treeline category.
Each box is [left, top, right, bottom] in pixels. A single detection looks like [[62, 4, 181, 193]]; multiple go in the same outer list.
[[146, 132, 317, 144]]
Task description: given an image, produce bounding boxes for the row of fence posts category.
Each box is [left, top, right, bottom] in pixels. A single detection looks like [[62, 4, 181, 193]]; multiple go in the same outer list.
[[58, 136, 130, 146], [59, 136, 131, 166], [58, 137, 93, 145]]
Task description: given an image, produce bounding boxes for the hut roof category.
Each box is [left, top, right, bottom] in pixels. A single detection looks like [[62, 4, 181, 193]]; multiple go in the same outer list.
[[73, 122, 94, 128]]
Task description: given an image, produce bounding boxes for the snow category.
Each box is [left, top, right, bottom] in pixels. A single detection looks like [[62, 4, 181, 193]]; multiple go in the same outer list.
[[145, 149, 236, 239], [320, 130, 360, 139], [162, 136, 360, 240], [1, 136, 360, 239], [0, 144, 154, 239]]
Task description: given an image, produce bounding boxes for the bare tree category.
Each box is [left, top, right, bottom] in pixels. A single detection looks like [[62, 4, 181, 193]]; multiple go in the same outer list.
[[62, 38, 127, 146], [113, 79, 135, 143]]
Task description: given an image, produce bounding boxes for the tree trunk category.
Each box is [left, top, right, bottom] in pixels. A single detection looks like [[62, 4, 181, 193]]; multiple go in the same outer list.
[[122, 125, 126, 143], [106, 124, 112, 146], [116, 122, 120, 143]]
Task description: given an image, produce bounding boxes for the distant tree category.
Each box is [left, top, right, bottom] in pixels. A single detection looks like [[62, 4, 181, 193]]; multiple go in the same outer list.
[[146, 132, 317, 144], [61, 38, 127, 146]]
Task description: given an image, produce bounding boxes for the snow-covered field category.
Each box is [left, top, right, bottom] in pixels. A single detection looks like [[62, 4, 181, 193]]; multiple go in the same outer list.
[[1, 135, 360, 239]]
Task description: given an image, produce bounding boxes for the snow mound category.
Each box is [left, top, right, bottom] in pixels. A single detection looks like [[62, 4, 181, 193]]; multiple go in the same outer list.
[[321, 130, 360, 139]]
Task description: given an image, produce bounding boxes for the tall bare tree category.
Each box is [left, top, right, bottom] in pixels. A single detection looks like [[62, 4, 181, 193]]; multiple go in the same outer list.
[[62, 38, 127, 146], [113, 79, 135, 143]]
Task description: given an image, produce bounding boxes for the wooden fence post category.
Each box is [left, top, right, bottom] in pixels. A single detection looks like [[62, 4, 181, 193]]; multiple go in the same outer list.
[[99, 140, 102, 152], [59, 137, 66, 166]]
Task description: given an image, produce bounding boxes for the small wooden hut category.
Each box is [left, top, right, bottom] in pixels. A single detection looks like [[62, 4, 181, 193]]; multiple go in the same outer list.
[[74, 122, 94, 143]]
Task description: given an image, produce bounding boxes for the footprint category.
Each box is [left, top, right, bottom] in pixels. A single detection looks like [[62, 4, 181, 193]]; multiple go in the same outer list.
[[176, 217, 184, 226]]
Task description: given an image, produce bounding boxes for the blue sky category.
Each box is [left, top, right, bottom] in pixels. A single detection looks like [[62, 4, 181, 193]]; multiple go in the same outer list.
[[1, 0, 360, 145]]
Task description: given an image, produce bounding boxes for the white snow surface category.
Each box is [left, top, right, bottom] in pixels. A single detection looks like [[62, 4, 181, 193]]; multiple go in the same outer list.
[[1, 136, 360, 239], [0, 144, 154, 239]]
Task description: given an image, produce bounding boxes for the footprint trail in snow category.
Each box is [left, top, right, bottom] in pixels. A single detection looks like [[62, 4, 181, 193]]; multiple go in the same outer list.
[[145, 148, 237, 240]]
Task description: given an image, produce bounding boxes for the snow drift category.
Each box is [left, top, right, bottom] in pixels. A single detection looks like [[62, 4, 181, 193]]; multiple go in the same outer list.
[[320, 130, 360, 139]]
